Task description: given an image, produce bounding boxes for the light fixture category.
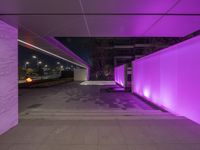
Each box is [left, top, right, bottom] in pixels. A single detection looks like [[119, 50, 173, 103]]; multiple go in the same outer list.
[[26, 77, 33, 83]]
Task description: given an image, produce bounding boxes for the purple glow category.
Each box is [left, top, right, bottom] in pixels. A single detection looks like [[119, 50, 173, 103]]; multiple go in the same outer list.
[[132, 35, 200, 124], [0, 20, 18, 134], [1, 1, 200, 37], [144, 15, 200, 37], [169, 0, 200, 14], [114, 64, 126, 87]]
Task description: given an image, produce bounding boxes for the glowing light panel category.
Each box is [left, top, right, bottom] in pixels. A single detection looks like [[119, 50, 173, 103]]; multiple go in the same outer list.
[[132, 35, 200, 124], [114, 64, 126, 87]]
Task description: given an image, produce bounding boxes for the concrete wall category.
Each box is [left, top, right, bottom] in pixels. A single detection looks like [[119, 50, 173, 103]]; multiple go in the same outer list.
[[74, 68, 87, 81], [132, 35, 200, 124], [0, 20, 18, 134]]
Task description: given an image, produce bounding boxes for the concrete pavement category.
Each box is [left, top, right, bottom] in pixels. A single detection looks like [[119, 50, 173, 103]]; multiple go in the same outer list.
[[0, 82, 200, 150]]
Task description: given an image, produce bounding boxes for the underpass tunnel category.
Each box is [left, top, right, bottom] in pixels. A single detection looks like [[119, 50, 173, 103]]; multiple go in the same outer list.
[[0, 1, 200, 149]]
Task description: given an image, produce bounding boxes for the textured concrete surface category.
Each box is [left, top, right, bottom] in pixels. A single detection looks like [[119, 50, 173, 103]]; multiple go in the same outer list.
[[18, 82, 154, 113], [0, 82, 200, 150], [0, 20, 18, 135], [0, 119, 200, 150]]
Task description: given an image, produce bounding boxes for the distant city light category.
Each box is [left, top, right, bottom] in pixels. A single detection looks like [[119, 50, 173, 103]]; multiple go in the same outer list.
[[38, 61, 42, 64], [57, 62, 60, 65], [25, 61, 30, 65], [44, 64, 48, 67], [18, 39, 87, 69], [32, 55, 37, 59], [26, 77, 33, 83]]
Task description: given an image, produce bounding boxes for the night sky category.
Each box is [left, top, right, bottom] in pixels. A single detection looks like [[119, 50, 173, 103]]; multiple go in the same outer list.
[[56, 37, 93, 65], [18, 45, 78, 69]]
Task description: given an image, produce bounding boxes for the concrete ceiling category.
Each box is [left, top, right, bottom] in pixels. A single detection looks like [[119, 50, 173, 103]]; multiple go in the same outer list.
[[0, 0, 200, 37]]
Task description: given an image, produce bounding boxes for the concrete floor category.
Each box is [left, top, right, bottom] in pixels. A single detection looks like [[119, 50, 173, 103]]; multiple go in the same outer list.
[[18, 82, 154, 113], [0, 82, 200, 150]]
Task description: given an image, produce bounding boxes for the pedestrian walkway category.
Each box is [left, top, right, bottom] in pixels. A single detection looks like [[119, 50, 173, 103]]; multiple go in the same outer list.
[[0, 82, 200, 150]]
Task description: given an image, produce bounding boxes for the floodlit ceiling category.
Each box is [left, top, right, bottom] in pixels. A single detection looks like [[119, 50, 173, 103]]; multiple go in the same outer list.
[[0, 0, 200, 37]]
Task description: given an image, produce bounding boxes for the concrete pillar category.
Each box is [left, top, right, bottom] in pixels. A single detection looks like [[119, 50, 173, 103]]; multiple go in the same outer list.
[[74, 68, 88, 81], [0, 20, 18, 134]]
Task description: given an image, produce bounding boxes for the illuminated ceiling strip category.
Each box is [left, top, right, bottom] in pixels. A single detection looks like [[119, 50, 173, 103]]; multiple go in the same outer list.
[[18, 39, 87, 69]]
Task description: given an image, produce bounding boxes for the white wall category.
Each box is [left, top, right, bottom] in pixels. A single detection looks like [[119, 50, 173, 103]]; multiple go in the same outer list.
[[114, 64, 127, 87], [74, 68, 87, 81], [133, 35, 200, 124], [0, 20, 18, 134]]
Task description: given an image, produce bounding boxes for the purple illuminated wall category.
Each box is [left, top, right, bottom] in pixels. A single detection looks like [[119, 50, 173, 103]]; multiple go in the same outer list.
[[0, 20, 18, 134], [132, 35, 200, 124], [114, 64, 126, 87]]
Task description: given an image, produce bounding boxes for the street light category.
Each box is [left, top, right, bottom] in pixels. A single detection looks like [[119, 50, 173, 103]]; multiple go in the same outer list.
[[32, 55, 39, 70], [37, 61, 42, 69], [25, 61, 30, 69], [32, 55, 37, 59], [60, 65, 64, 71]]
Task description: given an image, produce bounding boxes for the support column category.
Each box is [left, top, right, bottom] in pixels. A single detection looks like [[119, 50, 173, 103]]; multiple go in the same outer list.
[[0, 20, 18, 134], [74, 68, 88, 81]]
